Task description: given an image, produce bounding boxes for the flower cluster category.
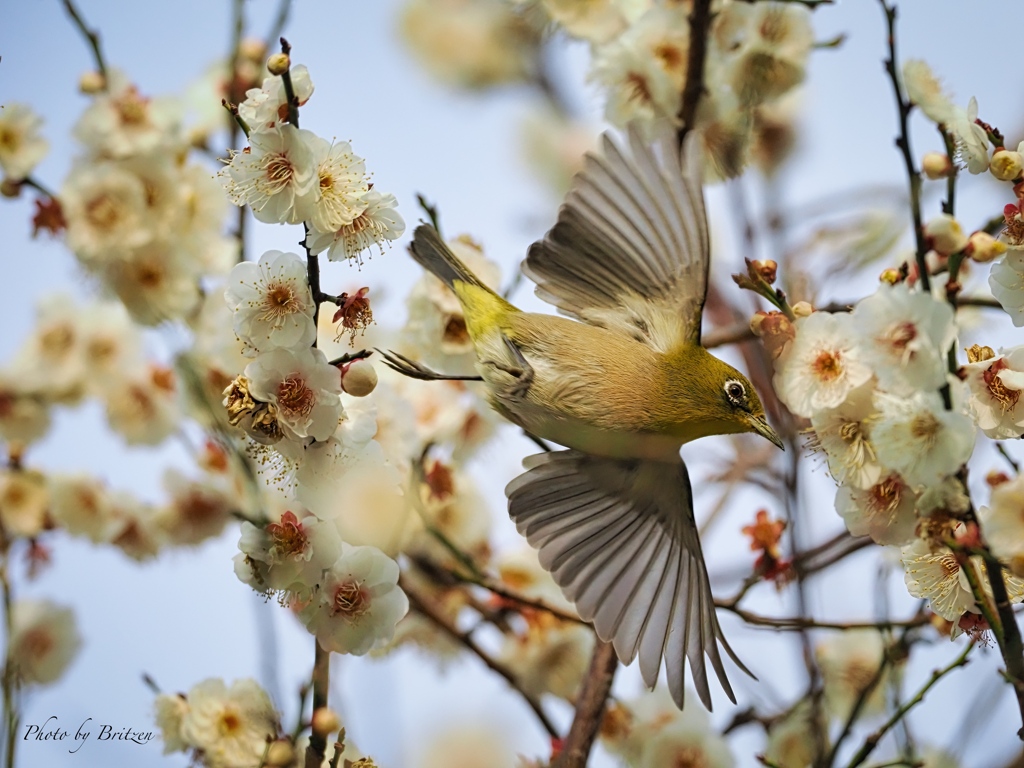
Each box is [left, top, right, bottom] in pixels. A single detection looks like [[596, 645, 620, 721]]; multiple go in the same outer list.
[[218, 63, 405, 264]]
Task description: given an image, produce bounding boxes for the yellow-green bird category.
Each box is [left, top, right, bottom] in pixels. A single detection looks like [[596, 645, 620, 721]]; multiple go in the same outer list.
[[390, 124, 783, 711]]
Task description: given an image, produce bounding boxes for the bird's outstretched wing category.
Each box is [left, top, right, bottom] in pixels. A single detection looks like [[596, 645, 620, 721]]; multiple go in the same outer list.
[[506, 450, 750, 710], [523, 123, 709, 352]]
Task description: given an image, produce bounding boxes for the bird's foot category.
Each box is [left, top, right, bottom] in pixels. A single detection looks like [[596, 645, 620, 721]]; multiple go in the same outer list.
[[486, 334, 534, 400], [376, 349, 483, 383]]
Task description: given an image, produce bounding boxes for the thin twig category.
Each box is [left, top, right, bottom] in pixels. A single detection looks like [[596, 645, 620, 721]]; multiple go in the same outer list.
[[400, 575, 559, 738], [720, 604, 929, 633], [844, 643, 975, 768], [303, 641, 331, 768], [677, 0, 714, 139], [61, 0, 108, 82], [554, 641, 618, 768]]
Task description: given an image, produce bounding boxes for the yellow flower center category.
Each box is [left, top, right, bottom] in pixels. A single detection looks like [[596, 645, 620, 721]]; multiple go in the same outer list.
[[277, 374, 315, 416]]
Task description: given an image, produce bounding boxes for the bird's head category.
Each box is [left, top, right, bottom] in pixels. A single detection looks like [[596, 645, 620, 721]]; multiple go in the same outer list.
[[660, 347, 784, 449]]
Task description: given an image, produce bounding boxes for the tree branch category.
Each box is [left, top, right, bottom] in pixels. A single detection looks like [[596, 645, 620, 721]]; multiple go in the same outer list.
[[677, 0, 714, 139], [554, 641, 618, 768]]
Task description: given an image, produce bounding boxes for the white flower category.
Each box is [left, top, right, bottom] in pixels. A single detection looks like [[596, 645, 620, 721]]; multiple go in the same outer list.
[[980, 475, 1024, 576], [408, 462, 491, 565], [816, 630, 889, 721], [635, 705, 734, 768], [990, 250, 1024, 326], [0, 369, 51, 445], [0, 469, 49, 538], [540, 0, 632, 43], [238, 64, 314, 131], [245, 347, 343, 443], [963, 345, 1024, 438], [13, 294, 87, 403], [773, 311, 872, 418], [72, 70, 182, 159], [100, 241, 203, 325], [220, 124, 317, 224], [764, 702, 822, 768], [589, 7, 689, 129], [106, 492, 165, 561], [225, 250, 316, 356], [499, 620, 594, 699], [156, 470, 235, 546], [923, 213, 969, 257], [809, 384, 882, 489], [234, 506, 342, 595], [307, 136, 369, 234], [300, 544, 409, 655], [154, 693, 189, 754], [49, 474, 119, 543], [60, 160, 151, 265], [295, 440, 410, 556], [104, 364, 179, 445], [305, 189, 405, 264], [950, 97, 990, 174], [723, 2, 812, 107], [78, 301, 145, 389], [851, 283, 955, 393], [902, 60, 955, 124], [836, 473, 918, 546], [871, 390, 975, 488], [901, 538, 979, 622], [179, 678, 280, 768], [8, 600, 82, 685], [0, 102, 48, 180]]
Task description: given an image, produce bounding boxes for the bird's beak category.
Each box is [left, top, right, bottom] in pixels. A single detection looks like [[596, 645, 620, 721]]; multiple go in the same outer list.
[[747, 414, 785, 450]]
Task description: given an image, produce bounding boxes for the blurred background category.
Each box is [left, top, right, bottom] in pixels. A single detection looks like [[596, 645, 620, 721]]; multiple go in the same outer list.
[[2, 1, 1022, 766]]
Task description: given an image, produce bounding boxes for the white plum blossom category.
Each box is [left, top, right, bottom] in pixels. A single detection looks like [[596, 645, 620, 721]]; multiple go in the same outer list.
[[990, 250, 1024, 326], [225, 250, 316, 355], [851, 282, 955, 393], [539, 0, 632, 43], [902, 60, 955, 125], [836, 473, 918, 545], [816, 630, 889, 720], [809, 385, 882, 489], [220, 124, 317, 224], [77, 301, 145, 389], [950, 97, 990, 174], [0, 469, 49, 538], [300, 544, 409, 655], [307, 135, 369, 234], [0, 369, 51, 445], [61, 160, 152, 265], [103, 364, 179, 445], [305, 189, 405, 264], [154, 693, 189, 754], [49, 474, 119, 543], [245, 347, 343, 443], [156, 470, 236, 547], [101, 241, 204, 325], [8, 600, 82, 685], [722, 2, 813, 107], [979, 475, 1024, 576], [13, 294, 87, 403], [72, 70, 182, 158], [238, 64, 314, 131], [499, 620, 594, 700], [871, 390, 975, 488], [179, 678, 280, 768], [0, 102, 49, 180], [901, 538, 981, 623], [234, 507, 342, 595], [962, 345, 1024, 438], [773, 311, 872, 418]]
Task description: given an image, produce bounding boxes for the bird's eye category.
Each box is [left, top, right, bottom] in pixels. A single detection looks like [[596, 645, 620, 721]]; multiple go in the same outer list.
[[724, 379, 745, 403]]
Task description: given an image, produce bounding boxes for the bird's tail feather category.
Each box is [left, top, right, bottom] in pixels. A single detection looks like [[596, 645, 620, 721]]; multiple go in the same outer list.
[[506, 450, 753, 711], [410, 224, 493, 294]]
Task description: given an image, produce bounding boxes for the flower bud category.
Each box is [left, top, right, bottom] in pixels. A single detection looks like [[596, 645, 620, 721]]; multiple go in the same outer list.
[[311, 707, 341, 737], [879, 267, 901, 285], [264, 740, 295, 766], [924, 213, 968, 256], [752, 259, 778, 285], [267, 53, 291, 76], [966, 230, 1007, 263], [990, 149, 1023, 182], [341, 360, 378, 397], [922, 152, 951, 180], [0, 179, 22, 198], [78, 70, 106, 94], [791, 301, 813, 318], [752, 311, 794, 360]]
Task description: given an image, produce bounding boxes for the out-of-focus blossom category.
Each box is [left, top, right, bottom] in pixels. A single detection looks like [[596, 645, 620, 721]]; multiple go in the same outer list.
[[61, 160, 152, 264], [13, 295, 87, 403], [0, 102, 49, 180], [8, 600, 82, 685], [0, 468, 49, 538], [950, 97, 990, 174], [49, 474, 119, 543], [773, 311, 872, 418], [871, 390, 975, 488], [980, 474, 1024, 577], [536, 0, 638, 43], [500, 619, 594, 700], [154, 693, 190, 755], [305, 189, 405, 265], [519, 109, 596, 196], [967, 230, 1006, 263], [924, 213, 968, 256], [764, 701, 827, 768], [722, 2, 813, 107], [990, 249, 1024, 326], [902, 60, 955, 124], [816, 630, 889, 721], [101, 241, 203, 325], [156, 470, 236, 547], [300, 544, 409, 655], [103, 364, 179, 445], [179, 678, 280, 768], [0, 368, 51, 445], [78, 301, 145, 390], [225, 250, 317, 356], [400, 0, 540, 89], [419, 726, 515, 768], [407, 461, 491, 565]]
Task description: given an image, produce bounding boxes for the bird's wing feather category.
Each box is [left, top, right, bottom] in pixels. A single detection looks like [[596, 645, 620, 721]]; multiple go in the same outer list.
[[506, 450, 750, 710], [523, 123, 710, 351]]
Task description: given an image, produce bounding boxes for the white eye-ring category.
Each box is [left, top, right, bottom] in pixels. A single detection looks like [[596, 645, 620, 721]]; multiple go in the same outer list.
[[724, 379, 746, 403]]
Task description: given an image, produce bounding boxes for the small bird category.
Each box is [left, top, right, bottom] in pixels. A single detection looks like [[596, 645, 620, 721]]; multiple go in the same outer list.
[[386, 124, 783, 710]]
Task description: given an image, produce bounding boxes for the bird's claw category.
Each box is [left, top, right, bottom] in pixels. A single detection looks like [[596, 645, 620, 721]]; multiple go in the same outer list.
[[375, 348, 483, 383]]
